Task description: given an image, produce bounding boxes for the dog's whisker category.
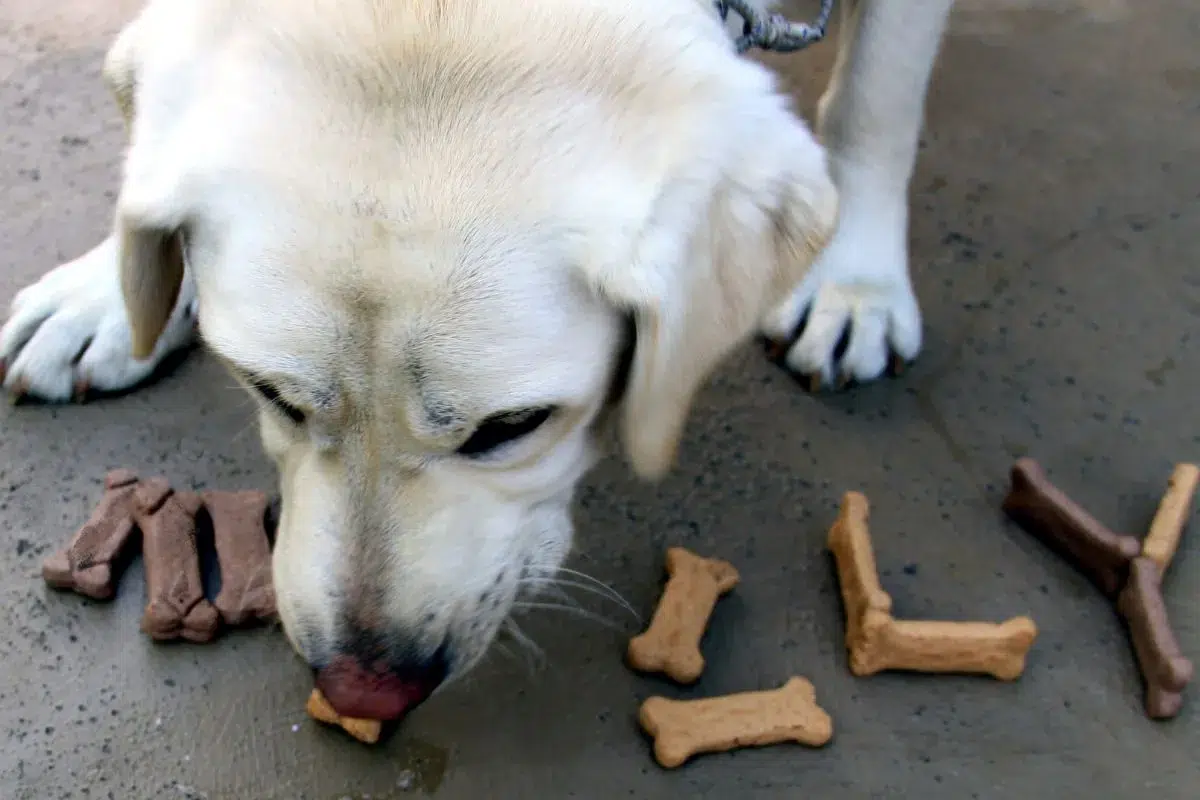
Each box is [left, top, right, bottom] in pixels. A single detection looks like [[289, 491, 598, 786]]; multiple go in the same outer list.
[[491, 638, 535, 676], [552, 567, 635, 611], [523, 566, 639, 621], [517, 576, 640, 622], [510, 601, 629, 633], [517, 578, 599, 608], [215, 389, 264, 444], [517, 580, 579, 607], [501, 617, 546, 670], [539, 565, 621, 593], [228, 416, 262, 444]]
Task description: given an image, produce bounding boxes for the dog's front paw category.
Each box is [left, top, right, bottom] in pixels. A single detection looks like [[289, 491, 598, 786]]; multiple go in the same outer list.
[[0, 237, 197, 402], [760, 223, 921, 391]]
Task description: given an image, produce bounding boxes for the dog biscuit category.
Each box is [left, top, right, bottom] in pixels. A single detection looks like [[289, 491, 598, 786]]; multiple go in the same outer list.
[[826, 491, 893, 649], [204, 489, 277, 626], [638, 676, 832, 768], [1117, 557, 1194, 719], [306, 688, 383, 744], [828, 492, 1037, 680], [1002, 458, 1140, 596], [627, 547, 739, 684], [135, 479, 220, 642], [853, 613, 1039, 681], [1141, 463, 1198, 574], [42, 469, 142, 600]]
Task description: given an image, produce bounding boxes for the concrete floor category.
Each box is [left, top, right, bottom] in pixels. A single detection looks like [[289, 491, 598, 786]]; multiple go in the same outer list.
[[2, 1, 1199, 797]]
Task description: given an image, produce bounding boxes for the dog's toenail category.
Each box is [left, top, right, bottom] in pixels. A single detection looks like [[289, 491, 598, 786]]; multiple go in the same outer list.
[[73, 377, 90, 403], [806, 373, 822, 393], [9, 377, 29, 403]]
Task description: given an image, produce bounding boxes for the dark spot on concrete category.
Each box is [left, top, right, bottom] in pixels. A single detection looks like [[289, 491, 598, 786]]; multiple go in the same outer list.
[[1145, 356, 1175, 387]]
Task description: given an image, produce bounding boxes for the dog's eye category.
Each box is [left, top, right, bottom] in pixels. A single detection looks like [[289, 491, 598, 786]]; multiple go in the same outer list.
[[457, 407, 555, 456], [250, 380, 307, 425]]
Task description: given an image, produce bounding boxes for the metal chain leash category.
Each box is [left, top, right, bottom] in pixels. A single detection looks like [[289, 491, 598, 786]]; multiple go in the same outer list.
[[715, 0, 836, 54]]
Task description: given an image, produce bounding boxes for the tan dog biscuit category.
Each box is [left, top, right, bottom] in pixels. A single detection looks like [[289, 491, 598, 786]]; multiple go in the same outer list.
[[826, 491, 893, 650], [204, 489, 277, 626], [828, 492, 1038, 680], [135, 479, 220, 642], [1141, 463, 1198, 574], [854, 613, 1039, 681], [627, 547, 739, 683], [42, 469, 142, 600], [306, 688, 383, 744], [638, 676, 832, 768]]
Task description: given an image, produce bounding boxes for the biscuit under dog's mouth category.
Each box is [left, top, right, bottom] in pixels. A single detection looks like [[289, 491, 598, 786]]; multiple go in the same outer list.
[[314, 654, 445, 721]]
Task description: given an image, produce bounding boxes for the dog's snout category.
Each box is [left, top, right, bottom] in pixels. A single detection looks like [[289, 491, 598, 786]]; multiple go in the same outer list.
[[313, 631, 448, 721]]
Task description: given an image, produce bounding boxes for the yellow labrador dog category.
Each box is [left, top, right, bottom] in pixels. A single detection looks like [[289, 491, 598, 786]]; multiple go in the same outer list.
[[0, 0, 953, 720]]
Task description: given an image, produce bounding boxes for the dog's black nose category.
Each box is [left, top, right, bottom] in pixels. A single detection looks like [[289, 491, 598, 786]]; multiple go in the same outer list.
[[313, 634, 448, 721]]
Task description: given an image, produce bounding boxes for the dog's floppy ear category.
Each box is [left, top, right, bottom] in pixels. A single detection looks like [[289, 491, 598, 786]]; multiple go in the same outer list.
[[115, 168, 192, 360], [102, 10, 191, 362], [592, 121, 837, 480]]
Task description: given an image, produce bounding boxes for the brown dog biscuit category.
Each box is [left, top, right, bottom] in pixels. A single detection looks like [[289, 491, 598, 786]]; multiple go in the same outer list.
[[1141, 463, 1199, 574], [1002, 458, 1141, 596], [828, 492, 1038, 680], [306, 688, 383, 744], [204, 490, 277, 626], [1117, 557, 1194, 719], [638, 676, 833, 768], [134, 479, 220, 642], [42, 469, 142, 600], [627, 547, 739, 684]]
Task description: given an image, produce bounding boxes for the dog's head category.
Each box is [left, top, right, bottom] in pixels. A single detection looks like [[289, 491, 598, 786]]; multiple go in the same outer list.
[[114, 0, 835, 720]]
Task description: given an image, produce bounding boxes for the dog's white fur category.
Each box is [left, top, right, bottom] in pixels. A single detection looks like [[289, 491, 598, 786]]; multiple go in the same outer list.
[[0, 0, 953, 682]]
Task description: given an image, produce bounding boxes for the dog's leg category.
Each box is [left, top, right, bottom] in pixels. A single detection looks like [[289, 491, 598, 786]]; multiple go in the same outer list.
[[0, 237, 198, 401], [761, 0, 954, 389], [0, 11, 199, 403]]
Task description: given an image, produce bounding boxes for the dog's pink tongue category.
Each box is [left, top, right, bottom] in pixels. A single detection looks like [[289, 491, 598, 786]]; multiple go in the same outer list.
[[314, 657, 436, 721]]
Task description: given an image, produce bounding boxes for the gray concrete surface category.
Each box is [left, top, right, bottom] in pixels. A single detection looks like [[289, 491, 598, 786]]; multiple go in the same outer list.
[[2, 1, 1199, 797]]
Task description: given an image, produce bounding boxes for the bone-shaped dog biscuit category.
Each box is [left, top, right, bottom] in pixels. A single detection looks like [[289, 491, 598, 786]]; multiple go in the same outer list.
[[1004, 459, 1197, 719], [854, 611, 1039, 681], [1002, 458, 1141, 597], [627, 547, 739, 683], [826, 491, 893, 650], [1117, 557, 1194, 719], [1115, 464, 1198, 719], [134, 479, 220, 643], [306, 688, 382, 744], [42, 469, 142, 600], [638, 677, 832, 768], [204, 489, 277, 626], [828, 492, 1037, 680], [1141, 463, 1198, 574]]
